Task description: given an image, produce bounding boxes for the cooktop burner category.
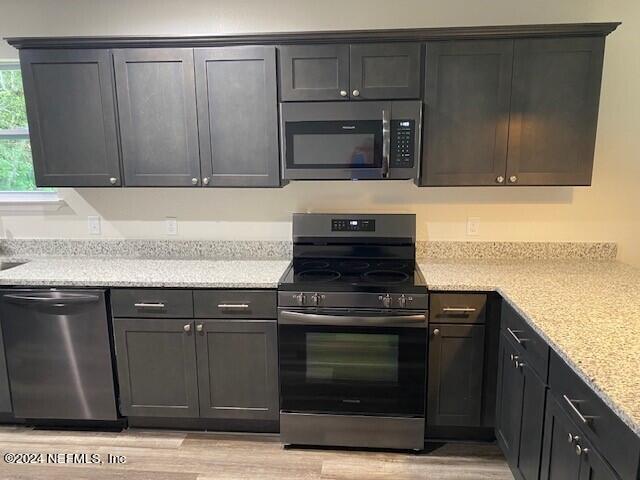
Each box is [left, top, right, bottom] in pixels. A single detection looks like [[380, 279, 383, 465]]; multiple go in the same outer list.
[[300, 260, 331, 269], [297, 269, 341, 282], [362, 270, 410, 284]]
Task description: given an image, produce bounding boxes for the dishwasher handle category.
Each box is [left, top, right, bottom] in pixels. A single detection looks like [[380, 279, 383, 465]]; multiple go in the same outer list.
[[3, 292, 101, 306]]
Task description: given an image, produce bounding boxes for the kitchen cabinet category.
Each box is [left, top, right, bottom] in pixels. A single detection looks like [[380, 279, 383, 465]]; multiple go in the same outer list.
[[19, 49, 121, 187], [278, 45, 350, 101], [495, 303, 548, 480], [0, 323, 12, 413], [507, 37, 604, 186], [194, 46, 280, 187], [113, 317, 200, 417], [540, 394, 618, 480], [420, 40, 513, 186], [278, 43, 421, 101], [113, 48, 201, 186], [427, 324, 485, 426], [195, 319, 278, 421]]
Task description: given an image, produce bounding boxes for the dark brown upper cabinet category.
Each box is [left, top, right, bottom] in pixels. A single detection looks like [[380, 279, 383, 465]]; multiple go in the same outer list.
[[278, 43, 421, 101], [507, 37, 605, 186], [113, 48, 201, 187], [20, 49, 122, 187], [278, 44, 350, 101], [420, 40, 513, 186], [195, 46, 280, 187], [349, 43, 421, 100]]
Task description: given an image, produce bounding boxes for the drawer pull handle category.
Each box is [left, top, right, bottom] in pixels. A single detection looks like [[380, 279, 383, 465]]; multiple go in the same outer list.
[[134, 302, 166, 309], [563, 395, 595, 425], [506, 327, 529, 344], [217, 303, 249, 310], [442, 307, 477, 313]]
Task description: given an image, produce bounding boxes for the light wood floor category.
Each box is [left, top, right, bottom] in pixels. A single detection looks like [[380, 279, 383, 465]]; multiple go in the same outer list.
[[0, 425, 513, 479]]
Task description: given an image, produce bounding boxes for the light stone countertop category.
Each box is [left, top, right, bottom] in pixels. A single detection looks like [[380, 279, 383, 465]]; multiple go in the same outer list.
[[419, 259, 640, 437], [0, 257, 291, 288]]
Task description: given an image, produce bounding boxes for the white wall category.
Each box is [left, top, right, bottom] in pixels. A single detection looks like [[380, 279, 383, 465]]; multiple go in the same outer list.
[[1, 0, 639, 266]]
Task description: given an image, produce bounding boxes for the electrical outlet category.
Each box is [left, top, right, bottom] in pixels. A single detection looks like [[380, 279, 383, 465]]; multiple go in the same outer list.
[[166, 217, 178, 235], [466, 217, 480, 236], [88, 216, 101, 235]]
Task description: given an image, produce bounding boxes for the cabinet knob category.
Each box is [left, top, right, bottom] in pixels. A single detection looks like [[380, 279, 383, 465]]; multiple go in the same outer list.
[[109, 177, 118, 185], [191, 177, 199, 185], [339, 90, 348, 97], [496, 175, 505, 184], [196, 323, 203, 332], [575, 444, 584, 456], [183, 324, 191, 332], [568, 433, 580, 444], [352, 89, 360, 97], [433, 328, 440, 336], [509, 175, 518, 183], [202, 177, 210, 185]]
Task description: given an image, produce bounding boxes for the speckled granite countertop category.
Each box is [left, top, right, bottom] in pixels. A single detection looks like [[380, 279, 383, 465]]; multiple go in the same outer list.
[[0, 257, 290, 288], [419, 259, 640, 438]]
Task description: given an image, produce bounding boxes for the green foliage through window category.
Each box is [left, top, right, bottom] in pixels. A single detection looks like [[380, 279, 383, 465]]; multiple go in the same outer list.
[[0, 67, 48, 192]]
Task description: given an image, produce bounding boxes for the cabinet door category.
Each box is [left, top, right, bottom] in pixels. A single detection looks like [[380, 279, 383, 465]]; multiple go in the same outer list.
[[495, 333, 525, 465], [350, 43, 421, 99], [421, 40, 513, 186], [195, 46, 280, 187], [195, 319, 278, 421], [578, 440, 619, 480], [113, 318, 199, 417], [540, 394, 582, 480], [518, 364, 547, 480], [507, 37, 605, 186], [0, 323, 12, 413], [19, 49, 121, 187], [278, 44, 349, 101], [427, 324, 485, 426], [114, 48, 201, 186]]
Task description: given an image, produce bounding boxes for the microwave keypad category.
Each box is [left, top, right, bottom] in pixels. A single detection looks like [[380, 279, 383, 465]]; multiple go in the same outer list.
[[390, 120, 415, 168]]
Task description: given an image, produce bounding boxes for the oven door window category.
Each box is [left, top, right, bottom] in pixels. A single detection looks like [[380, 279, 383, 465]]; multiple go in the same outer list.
[[285, 120, 382, 169], [279, 324, 426, 417]]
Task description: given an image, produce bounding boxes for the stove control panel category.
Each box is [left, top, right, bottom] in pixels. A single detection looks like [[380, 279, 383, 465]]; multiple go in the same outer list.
[[379, 293, 415, 308], [331, 218, 375, 232], [278, 291, 428, 310]]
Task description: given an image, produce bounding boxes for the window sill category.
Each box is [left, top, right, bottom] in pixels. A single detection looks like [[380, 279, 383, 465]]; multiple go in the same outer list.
[[0, 192, 66, 212]]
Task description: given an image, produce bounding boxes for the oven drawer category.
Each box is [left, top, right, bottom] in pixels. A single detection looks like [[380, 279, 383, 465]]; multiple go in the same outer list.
[[111, 289, 193, 318], [548, 350, 640, 480], [429, 293, 487, 323], [194, 290, 277, 319]]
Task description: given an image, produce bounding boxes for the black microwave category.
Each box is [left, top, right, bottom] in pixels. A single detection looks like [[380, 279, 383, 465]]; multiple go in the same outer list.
[[280, 101, 422, 180]]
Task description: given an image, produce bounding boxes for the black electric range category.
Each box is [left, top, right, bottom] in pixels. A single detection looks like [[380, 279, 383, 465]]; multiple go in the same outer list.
[[277, 213, 428, 451]]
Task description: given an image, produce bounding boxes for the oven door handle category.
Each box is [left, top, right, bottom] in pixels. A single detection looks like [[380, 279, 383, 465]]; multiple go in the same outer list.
[[279, 310, 427, 328], [381, 108, 391, 178]]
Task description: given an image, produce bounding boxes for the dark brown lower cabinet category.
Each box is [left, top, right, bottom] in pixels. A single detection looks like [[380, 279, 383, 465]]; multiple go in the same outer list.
[[195, 319, 279, 421], [113, 318, 200, 417], [427, 324, 485, 426], [495, 331, 546, 480], [540, 394, 618, 480]]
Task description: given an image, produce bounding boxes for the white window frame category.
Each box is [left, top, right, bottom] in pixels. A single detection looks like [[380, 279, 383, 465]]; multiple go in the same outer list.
[[0, 61, 60, 206]]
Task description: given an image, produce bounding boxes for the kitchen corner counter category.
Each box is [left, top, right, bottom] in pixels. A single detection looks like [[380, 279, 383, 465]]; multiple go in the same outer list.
[[418, 258, 640, 438], [0, 257, 291, 289]]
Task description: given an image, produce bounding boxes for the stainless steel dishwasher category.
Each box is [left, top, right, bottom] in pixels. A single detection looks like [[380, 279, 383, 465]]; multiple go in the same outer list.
[[0, 289, 118, 421]]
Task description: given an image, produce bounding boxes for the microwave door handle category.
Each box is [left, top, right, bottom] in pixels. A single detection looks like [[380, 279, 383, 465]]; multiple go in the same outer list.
[[382, 109, 390, 178]]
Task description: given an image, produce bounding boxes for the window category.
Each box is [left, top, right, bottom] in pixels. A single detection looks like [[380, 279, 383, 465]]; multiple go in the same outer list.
[[0, 62, 55, 199]]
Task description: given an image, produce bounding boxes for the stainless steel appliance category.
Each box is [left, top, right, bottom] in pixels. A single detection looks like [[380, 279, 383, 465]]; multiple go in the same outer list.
[[280, 101, 422, 180], [0, 289, 118, 421], [278, 213, 428, 450]]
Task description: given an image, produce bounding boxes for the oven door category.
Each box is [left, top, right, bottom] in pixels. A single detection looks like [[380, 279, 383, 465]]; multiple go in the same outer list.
[[281, 102, 391, 180], [278, 309, 426, 417]]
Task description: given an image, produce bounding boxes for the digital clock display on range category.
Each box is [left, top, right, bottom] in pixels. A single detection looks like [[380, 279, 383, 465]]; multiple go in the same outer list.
[[331, 218, 376, 232]]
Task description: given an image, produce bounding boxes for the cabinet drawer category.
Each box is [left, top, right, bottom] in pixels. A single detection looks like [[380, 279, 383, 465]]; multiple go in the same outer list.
[[430, 293, 487, 323], [501, 301, 549, 380], [549, 351, 640, 480], [111, 289, 193, 318], [194, 290, 277, 319]]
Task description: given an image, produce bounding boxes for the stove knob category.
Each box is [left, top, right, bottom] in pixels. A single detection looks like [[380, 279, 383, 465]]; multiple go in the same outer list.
[[398, 294, 407, 308], [294, 293, 305, 306], [379, 293, 392, 308], [311, 293, 322, 306]]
